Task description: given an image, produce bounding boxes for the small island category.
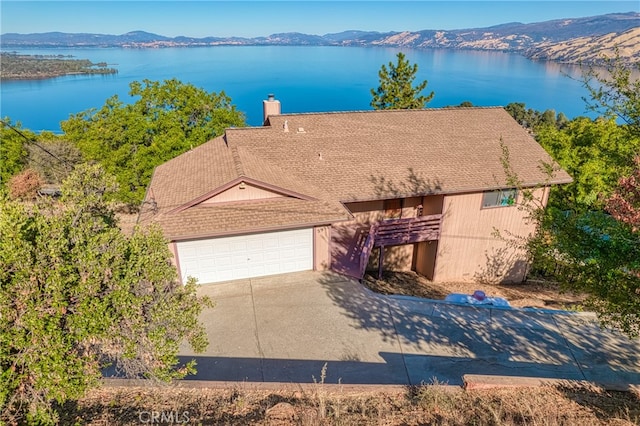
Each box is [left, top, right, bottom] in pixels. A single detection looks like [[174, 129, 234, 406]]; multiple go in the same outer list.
[[0, 52, 118, 80]]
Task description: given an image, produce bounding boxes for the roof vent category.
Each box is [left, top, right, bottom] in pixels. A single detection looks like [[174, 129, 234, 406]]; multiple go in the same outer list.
[[297, 127, 306, 134], [284, 120, 289, 132]]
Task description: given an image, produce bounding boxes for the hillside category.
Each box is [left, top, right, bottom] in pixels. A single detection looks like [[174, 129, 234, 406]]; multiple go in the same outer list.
[[1, 12, 639, 65], [524, 27, 640, 64]]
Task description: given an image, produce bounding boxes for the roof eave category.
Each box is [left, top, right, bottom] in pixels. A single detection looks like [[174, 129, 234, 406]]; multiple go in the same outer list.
[[166, 217, 352, 242], [339, 178, 573, 204]]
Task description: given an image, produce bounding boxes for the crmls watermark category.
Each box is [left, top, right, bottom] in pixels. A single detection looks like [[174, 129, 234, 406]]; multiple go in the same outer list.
[[138, 410, 190, 424]]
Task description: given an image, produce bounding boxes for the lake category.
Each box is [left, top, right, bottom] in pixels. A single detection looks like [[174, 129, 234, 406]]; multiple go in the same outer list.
[[0, 46, 593, 132]]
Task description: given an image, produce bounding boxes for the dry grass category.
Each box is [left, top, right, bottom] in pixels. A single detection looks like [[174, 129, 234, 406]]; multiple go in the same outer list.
[[363, 271, 587, 311], [55, 382, 640, 425]]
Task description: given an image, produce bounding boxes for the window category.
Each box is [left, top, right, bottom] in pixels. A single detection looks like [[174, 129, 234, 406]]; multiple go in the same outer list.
[[481, 189, 517, 208]]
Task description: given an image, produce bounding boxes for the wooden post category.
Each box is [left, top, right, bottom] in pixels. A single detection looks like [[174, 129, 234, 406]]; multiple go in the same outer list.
[[378, 245, 384, 279]]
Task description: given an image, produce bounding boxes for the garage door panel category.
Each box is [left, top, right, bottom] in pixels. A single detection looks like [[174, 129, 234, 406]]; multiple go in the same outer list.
[[247, 252, 265, 263], [234, 253, 250, 265], [211, 241, 231, 254], [179, 246, 198, 257], [248, 264, 267, 276], [282, 235, 309, 246], [180, 260, 199, 276], [246, 237, 267, 250], [230, 241, 248, 252], [217, 270, 238, 282], [176, 228, 313, 284], [211, 255, 232, 266], [262, 251, 280, 262], [262, 239, 279, 249]]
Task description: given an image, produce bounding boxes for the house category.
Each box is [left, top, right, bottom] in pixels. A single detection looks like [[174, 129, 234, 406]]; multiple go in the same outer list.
[[138, 95, 572, 285]]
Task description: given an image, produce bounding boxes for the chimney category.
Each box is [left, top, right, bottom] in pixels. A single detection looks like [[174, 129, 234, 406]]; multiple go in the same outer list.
[[263, 93, 281, 125]]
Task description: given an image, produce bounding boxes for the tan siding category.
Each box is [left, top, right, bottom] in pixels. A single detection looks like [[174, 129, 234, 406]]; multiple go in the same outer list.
[[168, 242, 179, 267], [201, 182, 284, 204], [168, 242, 183, 284], [434, 189, 545, 283], [414, 240, 438, 280], [314, 225, 331, 270], [368, 245, 414, 271], [346, 197, 423, 223], [422, 195, 444, 215], [384, 199, 402, 219], [401, 197, 423, 218], [345, 200, 385, 223]]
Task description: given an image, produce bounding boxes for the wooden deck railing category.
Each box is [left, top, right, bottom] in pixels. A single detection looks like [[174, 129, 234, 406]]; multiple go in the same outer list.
[[357, 213, 443, 279], [373, 214, 442, 247]]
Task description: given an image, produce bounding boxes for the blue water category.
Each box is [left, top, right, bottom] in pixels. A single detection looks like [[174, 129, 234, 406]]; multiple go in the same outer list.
[[1, 46, 591, 132]]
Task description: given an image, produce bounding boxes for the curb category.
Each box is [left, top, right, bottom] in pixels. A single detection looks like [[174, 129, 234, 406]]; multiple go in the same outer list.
[[103, 377, 639, 395], [463, 374, 640, 393], [101, 378, 458, 394]]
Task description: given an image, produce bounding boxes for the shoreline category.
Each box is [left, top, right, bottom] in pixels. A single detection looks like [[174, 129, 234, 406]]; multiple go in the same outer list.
[[0, 52, 118, 81]]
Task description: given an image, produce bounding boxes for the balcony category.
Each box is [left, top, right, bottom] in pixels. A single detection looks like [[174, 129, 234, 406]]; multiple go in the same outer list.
[[359, 214, 442, 279]]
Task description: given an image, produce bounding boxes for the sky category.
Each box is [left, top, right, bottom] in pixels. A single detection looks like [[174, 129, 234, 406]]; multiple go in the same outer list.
[[1, 1, 638, 38]]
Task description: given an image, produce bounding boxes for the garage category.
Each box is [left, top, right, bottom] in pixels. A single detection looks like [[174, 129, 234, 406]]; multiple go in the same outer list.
[[176, 228, 314, 284]]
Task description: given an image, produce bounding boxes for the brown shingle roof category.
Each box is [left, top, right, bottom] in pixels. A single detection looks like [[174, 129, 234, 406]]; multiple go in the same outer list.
[[149, 198, 350, 241], [141, 107, 572, 240], [241, 107, 572, 201], [140, 131, 352, 240]]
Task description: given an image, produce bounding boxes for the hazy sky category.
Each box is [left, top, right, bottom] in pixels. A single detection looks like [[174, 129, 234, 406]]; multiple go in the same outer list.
[[1, 1, 637, 38]]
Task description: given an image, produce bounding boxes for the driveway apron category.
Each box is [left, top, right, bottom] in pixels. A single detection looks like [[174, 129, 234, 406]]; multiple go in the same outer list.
[[180, 271, 640, 388]]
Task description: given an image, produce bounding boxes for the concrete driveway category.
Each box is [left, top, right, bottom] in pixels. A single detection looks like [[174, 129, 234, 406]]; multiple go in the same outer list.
[[179, 271, 640, 388]]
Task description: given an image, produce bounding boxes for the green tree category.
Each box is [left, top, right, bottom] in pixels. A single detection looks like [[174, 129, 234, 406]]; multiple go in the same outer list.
[[536, 116, 640, 209], [1, 120, 81, 189], [498, 140, 640, 338], [61, 79, 246, 206], [370, 52, 434, 110], [556, 112, 570, 129], [0, 119, 30, 186], [25, 134, 82, 184], [582, 51, 640, 137], [0, 164, 211, 424], [504, 103, 568, 131], [520, 57, 640, 337], [528, 206, 640, 337]]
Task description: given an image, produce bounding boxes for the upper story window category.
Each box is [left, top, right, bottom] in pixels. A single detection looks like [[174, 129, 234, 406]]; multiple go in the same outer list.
[[482, 189, 517, 208]]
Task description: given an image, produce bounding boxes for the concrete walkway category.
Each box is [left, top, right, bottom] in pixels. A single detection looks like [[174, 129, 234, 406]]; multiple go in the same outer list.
[[179, 271, 640, 388]]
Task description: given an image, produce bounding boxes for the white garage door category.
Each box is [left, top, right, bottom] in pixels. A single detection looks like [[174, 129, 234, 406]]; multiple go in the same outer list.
[[176, 228, 313, 284]]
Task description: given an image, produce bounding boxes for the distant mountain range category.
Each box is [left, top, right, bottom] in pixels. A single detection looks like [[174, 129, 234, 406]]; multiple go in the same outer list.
[[2, 12, 639, 64]]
